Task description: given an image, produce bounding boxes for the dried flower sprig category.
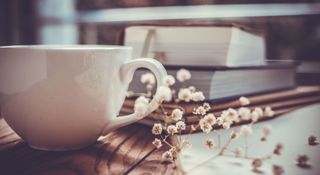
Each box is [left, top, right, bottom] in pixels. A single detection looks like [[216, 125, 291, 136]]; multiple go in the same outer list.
[[129, 68, 281, 172]]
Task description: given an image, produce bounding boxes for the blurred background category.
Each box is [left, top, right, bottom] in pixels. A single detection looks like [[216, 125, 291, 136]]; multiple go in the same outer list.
[[0, 0, 319, 84]]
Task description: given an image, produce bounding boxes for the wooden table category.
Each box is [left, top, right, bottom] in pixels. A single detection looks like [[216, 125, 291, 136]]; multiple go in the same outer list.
[[0, 118, 180, 175]]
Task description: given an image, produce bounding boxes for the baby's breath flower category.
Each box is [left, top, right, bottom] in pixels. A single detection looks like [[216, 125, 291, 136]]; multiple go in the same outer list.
[[154, 86, 172, 102], [222, 122, 231, 130], [240, 125, 253, 136], [252, 159, 262, 171], [135, 96, 149, 105], [171, 108, 183, 121], [167, 125, 178, 135], [152, 138, 162, 148], [169, 147, 178, 157], [177, 68, 191, 82], [141, 73, 155, 85], [274, 143, 283, 155], [216, 117, 224, 126], [203, 103, 211, 111], [134, 102, 148, 116], [152, 123, 163, 135], [181, 139, 190, 149], [273, 165, 284, 175], [296, 155, 310, 167], [162, 151, 173, 162], [235, 147, 243, 157], [176, 121, 186, 131], [199, 119, 213, 133], [264, 106, 275, 117], [253, 107, 264, 117], [178, 88, 192, 102], [163, 75, 175, 86], [262, 124, 272, 137], [204, 113, 216, 125], [223, 108, 239, 122], [239, 96, 250, 106], [188, 86, 196, 92], [308, 136, 319, 146], [250, 111, 259, 123], [230, 130, 239, 139], [190, 125, 197, 132], [191, 91, 205, 102], [238, 107, 251, 120], [194, 106, 207, 115], [205, 138, 215, 149]]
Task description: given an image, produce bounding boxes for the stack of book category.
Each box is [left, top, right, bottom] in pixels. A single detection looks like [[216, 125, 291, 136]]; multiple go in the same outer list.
[[120, 25, 320, 132], [120, 86, 320, 133]]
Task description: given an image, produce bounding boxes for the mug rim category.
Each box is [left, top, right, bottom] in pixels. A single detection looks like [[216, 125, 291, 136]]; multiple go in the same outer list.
[[0, 45, 132, 50]]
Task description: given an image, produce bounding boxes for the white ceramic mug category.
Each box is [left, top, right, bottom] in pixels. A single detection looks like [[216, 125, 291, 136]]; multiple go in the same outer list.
[[0, 45, 167, 151]]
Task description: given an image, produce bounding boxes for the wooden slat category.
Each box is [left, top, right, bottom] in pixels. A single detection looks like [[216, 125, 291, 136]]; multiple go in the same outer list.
[[0, 118, 179, 175]]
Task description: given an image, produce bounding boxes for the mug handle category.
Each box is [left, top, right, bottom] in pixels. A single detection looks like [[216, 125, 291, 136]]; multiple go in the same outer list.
[[101, 58, 167, 135]]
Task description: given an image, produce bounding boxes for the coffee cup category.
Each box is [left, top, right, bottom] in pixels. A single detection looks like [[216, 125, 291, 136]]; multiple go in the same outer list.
[[0, 45, 167, 150]]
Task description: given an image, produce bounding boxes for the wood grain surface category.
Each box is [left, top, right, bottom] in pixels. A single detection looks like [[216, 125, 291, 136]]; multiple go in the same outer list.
[[0, 118, 180, 175]]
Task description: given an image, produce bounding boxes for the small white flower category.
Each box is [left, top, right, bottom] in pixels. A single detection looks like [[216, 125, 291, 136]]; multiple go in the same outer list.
[[264, 106, 275, 117], [141, 72, 155, 85], [238, 107, 251, 120], [152, 138, 162, 148], [191, 91, 205, 102], [235, 147, 243, 157], [204, 113, 216, 125], [253, 107, 264, 117], [181, 139, 190, 149], [178, 88, 192, 102], [171, 108, 183, 121], [239, 96, 250, 106], [224, 108, 239, 122], [177, 68, 191, 82], [154, 86, 172, 102], [199, 119, 213, 133], [176, 121, 186, 131], [205, 138, 215, 149], [169, 147, 178, 157], [135, 96, 149, 105], [188, 86, 196, 92], [193, 106, 207, 115], [163, 75, 175, 86], [134, 102, 148, 116], [262, 124, 272, 137], [162, 151, 173, 161], [240, 125, 253, 136], [167, 125, 178, 135], [216, 117, 224, 126], [152, 123, 163, 135], [222, 122, 231, 130], [203, 103, 211, 111], [251, 111, 259, 122]]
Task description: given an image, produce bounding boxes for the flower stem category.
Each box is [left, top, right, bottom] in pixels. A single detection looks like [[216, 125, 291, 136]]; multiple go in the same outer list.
[[244, 136, 248, 158], [187, 137, 233, 173], [161, 135, 174, 147], [217, 132, 221, 148]]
